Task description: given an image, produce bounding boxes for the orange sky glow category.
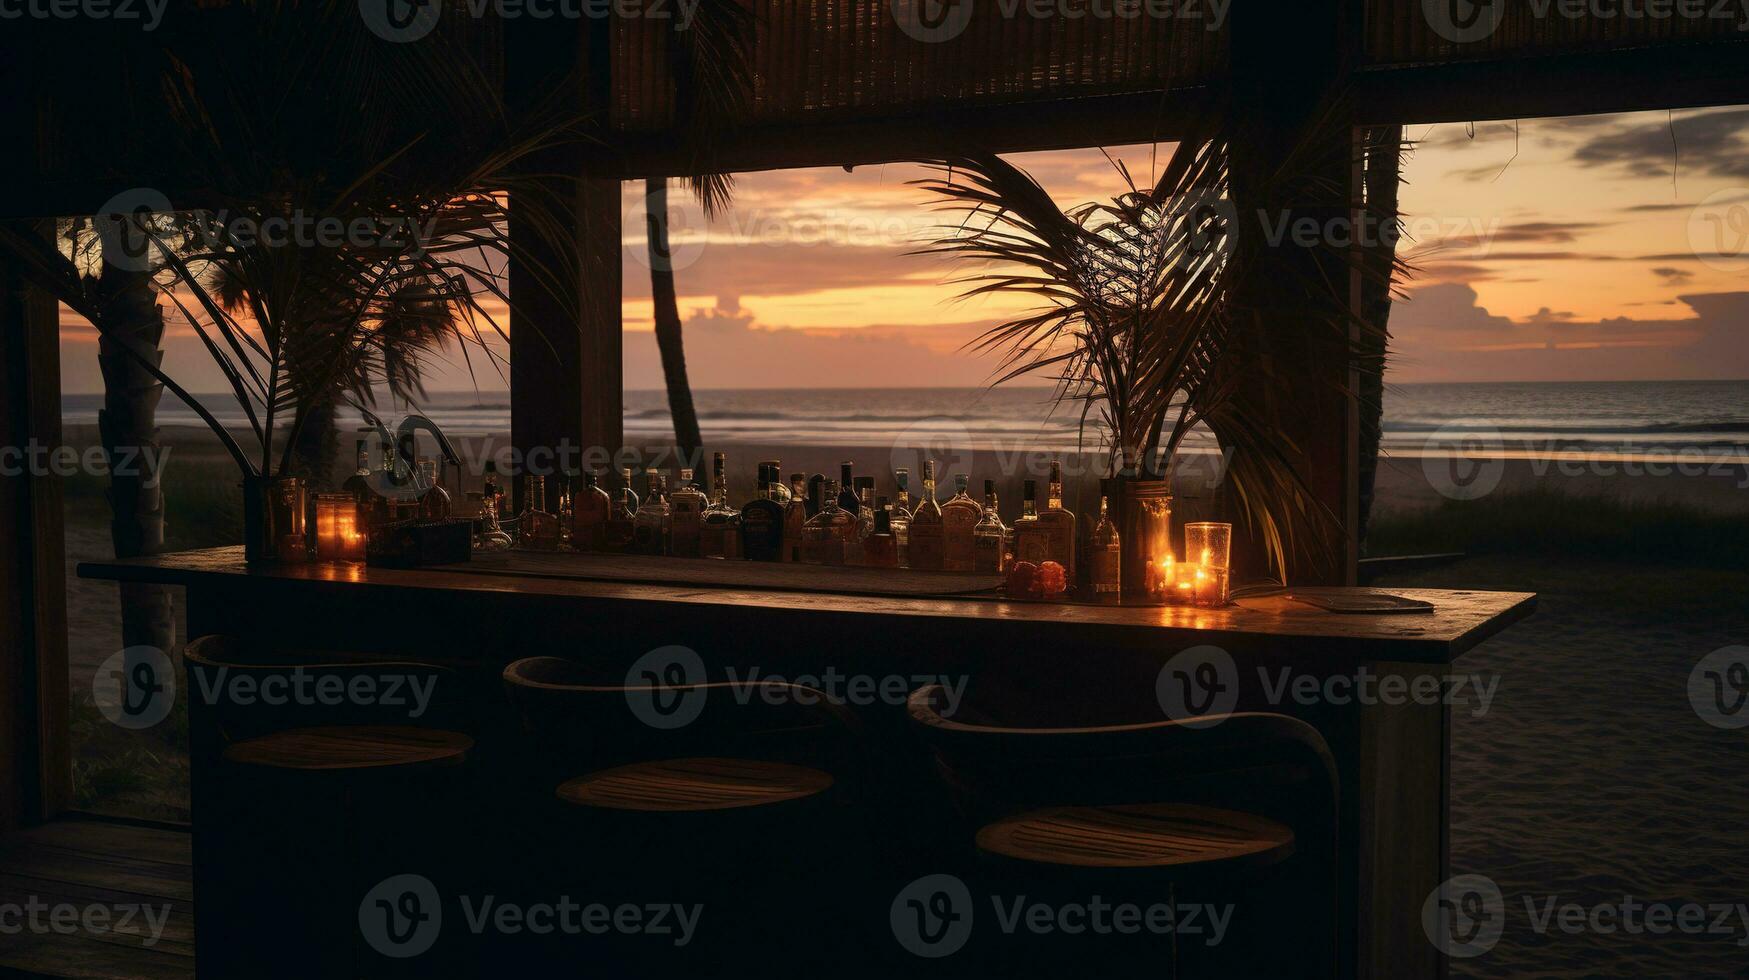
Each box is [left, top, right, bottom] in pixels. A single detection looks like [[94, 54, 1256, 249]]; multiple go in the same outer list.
[[58, 106, 1749, 393]]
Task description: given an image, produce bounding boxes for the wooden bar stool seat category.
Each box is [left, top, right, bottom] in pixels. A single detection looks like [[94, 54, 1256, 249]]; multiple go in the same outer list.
[[908, 683, 1340, 977], [222, 724, 474, 773], [185, 636, 479, 978], [976, 802, 1293, 876], [556, 756, 832, 812], [502, 656, 867, 970]]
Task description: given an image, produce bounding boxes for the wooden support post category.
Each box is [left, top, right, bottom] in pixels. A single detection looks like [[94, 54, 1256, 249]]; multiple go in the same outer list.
[[507, 179, 624, 510], [505, 18, 623, 511], [0, 229, 72, 831], [1226, 1, 1360, 589]]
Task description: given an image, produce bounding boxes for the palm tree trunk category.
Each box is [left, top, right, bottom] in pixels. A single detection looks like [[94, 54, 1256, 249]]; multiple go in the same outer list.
[[93, 258, 174, 654], [645, 178, 704, 469], [1357, 126, 1403, 549]]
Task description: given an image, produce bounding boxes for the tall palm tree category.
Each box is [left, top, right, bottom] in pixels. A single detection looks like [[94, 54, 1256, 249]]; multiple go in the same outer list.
[[23, 220, 178, 656], [644, 0, 756, 468], [92, 255, 173, 652], [645, 177, 704, 465]]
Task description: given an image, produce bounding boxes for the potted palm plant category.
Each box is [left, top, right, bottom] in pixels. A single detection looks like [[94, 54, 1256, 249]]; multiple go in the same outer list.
[[914, 110, 1401, 594]]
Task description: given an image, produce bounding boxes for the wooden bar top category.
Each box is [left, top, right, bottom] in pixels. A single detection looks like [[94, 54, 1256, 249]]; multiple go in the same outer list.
[[80, 547, 1534, 664]]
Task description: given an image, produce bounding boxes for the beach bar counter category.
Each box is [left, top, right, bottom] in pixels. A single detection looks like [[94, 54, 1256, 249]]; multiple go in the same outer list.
[[82, 549, 1533, 978]]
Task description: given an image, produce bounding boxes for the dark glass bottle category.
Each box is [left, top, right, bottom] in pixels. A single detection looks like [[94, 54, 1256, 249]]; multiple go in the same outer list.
[[341, 438, 373, 502], [836, 461, 862, 513], [572, 470, 612, 552], [862, 497, 898, 568], [482, 461, 503, 517], [739, 463, 788, 561], [805, 473, 826, 518], [783, 473, 808, 562]]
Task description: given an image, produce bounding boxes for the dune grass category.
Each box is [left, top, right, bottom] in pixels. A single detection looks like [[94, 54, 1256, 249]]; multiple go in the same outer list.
[[1367, 486, 1749, 568], [62, 451, 245, 552]]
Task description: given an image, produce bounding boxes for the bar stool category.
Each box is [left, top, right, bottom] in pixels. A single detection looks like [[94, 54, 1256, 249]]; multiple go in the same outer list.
[[184, 635, 477, 978], [906, 683, 1338, 978], [501, 656, 867, 970]]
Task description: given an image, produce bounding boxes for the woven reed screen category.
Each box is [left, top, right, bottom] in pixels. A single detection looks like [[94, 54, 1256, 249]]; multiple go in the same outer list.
[[609, 1, 1227, 131], [1363, 0, 1748, 65]]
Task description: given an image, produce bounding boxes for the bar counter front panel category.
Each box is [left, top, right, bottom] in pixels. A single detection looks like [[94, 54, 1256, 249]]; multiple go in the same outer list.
[[81, 547, 1535, 979]]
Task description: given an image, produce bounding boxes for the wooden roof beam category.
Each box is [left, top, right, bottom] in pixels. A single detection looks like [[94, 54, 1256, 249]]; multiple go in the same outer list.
[[1356, 38, 1749, 126], [599, 86, 1211, 178]]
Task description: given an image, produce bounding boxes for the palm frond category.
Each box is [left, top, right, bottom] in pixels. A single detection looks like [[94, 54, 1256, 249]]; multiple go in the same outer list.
[[912, 98, 1407, 581]]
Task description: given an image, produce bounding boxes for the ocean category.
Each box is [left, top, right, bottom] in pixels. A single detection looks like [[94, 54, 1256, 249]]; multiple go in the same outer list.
[[59, 380, 1749, 462]]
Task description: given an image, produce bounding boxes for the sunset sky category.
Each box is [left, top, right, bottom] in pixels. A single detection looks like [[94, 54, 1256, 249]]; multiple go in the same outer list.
[[57, 105, 1749, 394]]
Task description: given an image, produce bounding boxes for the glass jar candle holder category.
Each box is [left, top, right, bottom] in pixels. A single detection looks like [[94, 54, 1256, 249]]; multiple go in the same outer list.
[[1182, 521, 1232, 607], [270, 477, 308, 563], [314, 493, 368, 563]]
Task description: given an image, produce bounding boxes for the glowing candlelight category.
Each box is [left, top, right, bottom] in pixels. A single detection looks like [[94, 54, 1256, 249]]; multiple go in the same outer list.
[[1147, 554, 1180, 601], [315, 493, 367, 563], [1183, 522, 1232, 607]]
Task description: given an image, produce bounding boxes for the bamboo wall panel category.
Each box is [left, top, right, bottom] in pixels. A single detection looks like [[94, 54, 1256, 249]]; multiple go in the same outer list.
[[609, 0, 1228, 131], [1363, 0, 1749, 66]]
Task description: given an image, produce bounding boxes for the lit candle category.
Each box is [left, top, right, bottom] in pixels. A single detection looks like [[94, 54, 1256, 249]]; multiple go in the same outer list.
[[1147, 554, 1179, 601], [1183, 523, 1232, 608], [315, 494, 367, 563]]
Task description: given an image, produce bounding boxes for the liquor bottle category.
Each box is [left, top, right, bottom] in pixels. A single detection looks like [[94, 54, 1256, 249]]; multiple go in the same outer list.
[[668, 467, 707, 557], [739, 462, 788, 562], [908, 460, 945, 570], [1090, 494, 1121, 596], [1011, 479, 1046, 565], [481, 460, 503, 517], [556, 468, 576, 531], [699, 452, 741, 559], [604, 466, 639, 552], [891, 467, 912, 566], [853, 480, 877, 564], [893, 468, 913, 518], [417, 457, 451, 519], [837, 462, 862, 513], [1038, 460, 1077, 579], [573, 469, 611, 552], [941, 473, 981, 571], [633, 473, 670, 555], [854, 476, 876, 517], [764, 461, 794, 505], [801, 479, 857, 565], [342, 438, 374, 502], [974, 479, 1008, 574], [782, 472, 809, 562], [862, 497, 899, 568], [805, 473, 826, 518], [519, 475, 561, 550]]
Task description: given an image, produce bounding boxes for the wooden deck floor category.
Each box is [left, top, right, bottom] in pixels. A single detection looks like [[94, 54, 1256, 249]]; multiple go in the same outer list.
[[0, 819, 193, 980]]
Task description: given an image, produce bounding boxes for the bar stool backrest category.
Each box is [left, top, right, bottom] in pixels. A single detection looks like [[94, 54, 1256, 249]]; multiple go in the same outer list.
[[184, 634, 470, 744], [502, 656, 861, 775], [906, 683, 1338, 819]]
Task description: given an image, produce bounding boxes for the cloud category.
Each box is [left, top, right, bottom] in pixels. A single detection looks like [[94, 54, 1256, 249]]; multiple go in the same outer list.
[[1569, 107, 1749, 180], [1651, 266, 1696, 286], [1389, 283, 1749, 381]]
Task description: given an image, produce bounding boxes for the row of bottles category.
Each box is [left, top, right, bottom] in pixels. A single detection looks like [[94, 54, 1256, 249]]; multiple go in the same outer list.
[[494, 452, 1124, 593], [341, 438, 453, 524]]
